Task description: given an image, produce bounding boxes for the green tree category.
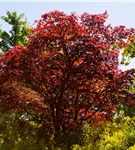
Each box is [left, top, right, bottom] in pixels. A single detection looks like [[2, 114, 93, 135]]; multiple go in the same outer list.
[[120, 35, 135, 66], [72, 115, 135, 150], [0, 11, 30, 52]]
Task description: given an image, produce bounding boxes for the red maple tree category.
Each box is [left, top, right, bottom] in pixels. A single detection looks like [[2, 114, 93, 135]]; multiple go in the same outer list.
[[0, 11, 135, 134]]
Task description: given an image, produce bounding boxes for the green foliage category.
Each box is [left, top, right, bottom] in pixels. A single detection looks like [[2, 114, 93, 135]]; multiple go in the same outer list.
[[72, 116, 135, 150], [1, 112, 135, 150], [128, 145, 135, 150], [54, 129, 83, 150], [0, 11, 30, 52], [0, 111, 52, 150], [121, 38, 135, 66], [0, 111, 83, 150]]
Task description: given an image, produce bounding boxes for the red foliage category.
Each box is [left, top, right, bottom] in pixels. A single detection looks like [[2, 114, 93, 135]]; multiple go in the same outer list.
[[0, 11, 135, 133]]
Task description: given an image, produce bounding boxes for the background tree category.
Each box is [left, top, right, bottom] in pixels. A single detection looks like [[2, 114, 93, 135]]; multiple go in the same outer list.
[[72, 115, 135, 150], [0, 11, 32, 149], [0, 11, 135, 147], [120, 35, 135, 65], [0, 11, 30, 52]]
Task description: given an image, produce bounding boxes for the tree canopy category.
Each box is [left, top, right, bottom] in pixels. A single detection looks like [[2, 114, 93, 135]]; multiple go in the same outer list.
[[0, 11, 30, 52], [0, 10, 135, 137]]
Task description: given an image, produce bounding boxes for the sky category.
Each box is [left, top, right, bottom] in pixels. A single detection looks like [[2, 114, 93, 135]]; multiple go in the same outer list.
[[0, 1, 135, 70]]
